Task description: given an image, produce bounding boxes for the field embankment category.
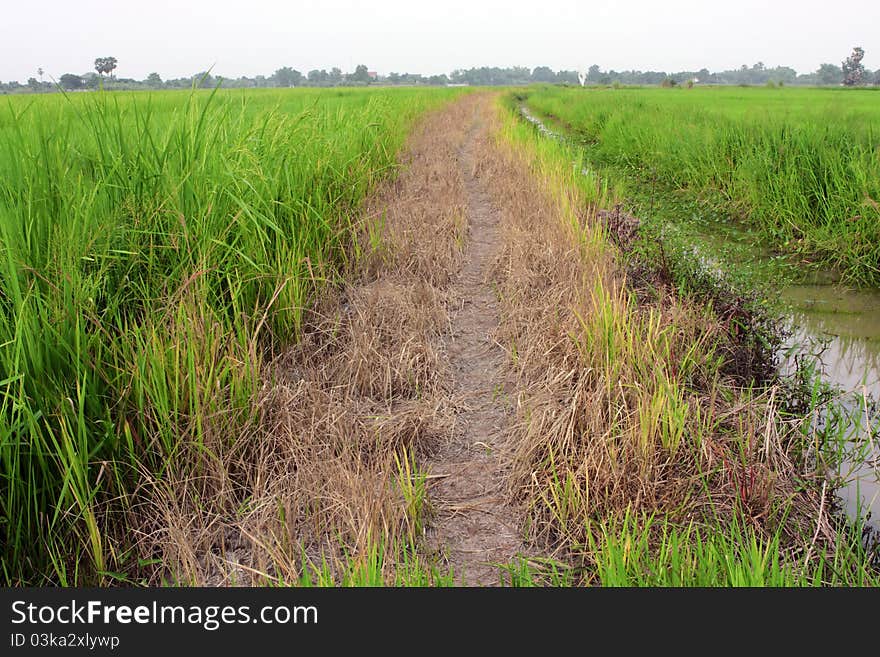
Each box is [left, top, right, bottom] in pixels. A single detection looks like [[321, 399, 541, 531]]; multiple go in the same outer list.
[[478, 95, 878, 584], [423, 102, 525, 585]]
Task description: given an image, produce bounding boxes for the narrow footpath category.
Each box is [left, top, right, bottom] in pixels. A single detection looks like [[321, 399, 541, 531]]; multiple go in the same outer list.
[[426, 107, 525, 585]]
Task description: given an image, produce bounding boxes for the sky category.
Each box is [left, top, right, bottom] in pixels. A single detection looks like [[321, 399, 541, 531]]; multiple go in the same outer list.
[[2, 0, 879, 82]]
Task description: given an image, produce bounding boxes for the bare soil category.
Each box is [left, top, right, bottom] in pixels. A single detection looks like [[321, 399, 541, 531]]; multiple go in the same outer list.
[[424, 110, 525, 585]]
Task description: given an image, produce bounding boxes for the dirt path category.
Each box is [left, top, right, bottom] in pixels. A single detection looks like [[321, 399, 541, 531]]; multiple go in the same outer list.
[[144, 94, 529, 586], [426, 107, 525, 585]]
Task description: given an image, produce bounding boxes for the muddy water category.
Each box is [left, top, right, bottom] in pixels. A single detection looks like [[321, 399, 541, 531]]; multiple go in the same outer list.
[[777, 285, 880, 525], [677, 226, 880, 527], [781, 286, 880, 392]]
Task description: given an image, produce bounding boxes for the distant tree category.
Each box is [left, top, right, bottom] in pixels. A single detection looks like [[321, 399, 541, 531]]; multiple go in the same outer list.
[[531, 66, 556, 83], [271, 66, 303, 87], [393, 72, 424, 85], [874, 69, 880, 86], [37, 67, 44, 84], [556, 70, 580, 84], [145, 72, 162, 88], [192, 71, 216, 88], [427, 74, 449, 86], [349, 64, 371, 84], [388, 72, 401, 84], [772, 66, 797, 84], [27, 77, 39, 92], [59, 73, 84, 90], [586, 64, 602, 83], [307, 69, 329, 85], [329, 67, 343, 85], [817, 63, 843, 85], [794, 72, 817, 84], [94, 56, 118, 79], [842, 46, 866, 86]]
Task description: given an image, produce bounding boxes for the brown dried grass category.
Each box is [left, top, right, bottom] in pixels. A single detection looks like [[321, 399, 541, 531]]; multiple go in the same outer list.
[[130, 96, 478, 585]]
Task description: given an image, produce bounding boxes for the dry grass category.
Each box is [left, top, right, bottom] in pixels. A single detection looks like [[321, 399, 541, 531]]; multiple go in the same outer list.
[[475, 99, 834, 564], [130, 96, 477, 585]]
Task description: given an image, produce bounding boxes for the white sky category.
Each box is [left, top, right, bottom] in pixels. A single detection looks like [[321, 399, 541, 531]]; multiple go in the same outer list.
[[2, 0, 878, 82]]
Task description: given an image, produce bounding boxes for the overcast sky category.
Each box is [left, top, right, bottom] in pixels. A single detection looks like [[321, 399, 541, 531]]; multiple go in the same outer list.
[[3, 0, 878, 82]]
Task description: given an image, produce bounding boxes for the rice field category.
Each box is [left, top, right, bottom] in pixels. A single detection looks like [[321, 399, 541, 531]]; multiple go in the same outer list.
[[2, 85, 878, 588], [0, 87, 462, 584], [520, 86, 880, 285]]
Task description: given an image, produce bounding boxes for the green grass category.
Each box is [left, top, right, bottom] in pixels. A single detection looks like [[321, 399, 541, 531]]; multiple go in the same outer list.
[[509, 510, 879, 587], [519, 85, 880, 286], [589, 511, 879, 587], [0, 85, 463, 585]]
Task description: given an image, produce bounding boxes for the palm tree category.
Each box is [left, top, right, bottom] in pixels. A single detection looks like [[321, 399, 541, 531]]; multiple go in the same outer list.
[[94, 57, 118, 80]]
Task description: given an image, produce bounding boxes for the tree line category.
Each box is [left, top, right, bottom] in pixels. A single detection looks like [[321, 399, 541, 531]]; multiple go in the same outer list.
[[583, 48, 877, 87], [3, 48, 878, 94]]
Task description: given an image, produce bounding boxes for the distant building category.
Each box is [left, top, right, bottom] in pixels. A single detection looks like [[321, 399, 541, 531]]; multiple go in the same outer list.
[[367, 71, 378, 80]]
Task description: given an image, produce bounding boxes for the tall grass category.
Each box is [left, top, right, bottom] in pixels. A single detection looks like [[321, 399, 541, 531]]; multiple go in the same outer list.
[[521, 86, 880, 285], [506, 510, 879, 586], [0, 86, 461, 584]]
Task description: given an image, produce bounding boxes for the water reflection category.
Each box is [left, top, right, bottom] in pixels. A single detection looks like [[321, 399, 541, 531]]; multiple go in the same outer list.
[[778, 284, 880, 526]]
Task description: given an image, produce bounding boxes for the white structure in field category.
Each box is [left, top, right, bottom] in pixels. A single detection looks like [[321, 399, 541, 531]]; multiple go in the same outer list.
[[578, 71, 587, 86]]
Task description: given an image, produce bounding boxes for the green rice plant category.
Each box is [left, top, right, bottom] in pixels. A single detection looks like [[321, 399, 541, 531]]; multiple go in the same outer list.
[[394, 448, 429, 540], [587, 510, 879, 587], [0, 86, 463, 585], [519, 85, 880, 285], [293, 537, 455, 587]]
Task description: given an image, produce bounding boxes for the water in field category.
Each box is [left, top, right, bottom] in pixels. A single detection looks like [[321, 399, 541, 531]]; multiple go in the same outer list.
[[777, 284, 880, 528], [519, 104, 560, 139], [685, 222, 880, 529], [687, 222, 880, 528], [780, 286, 880, 393]]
